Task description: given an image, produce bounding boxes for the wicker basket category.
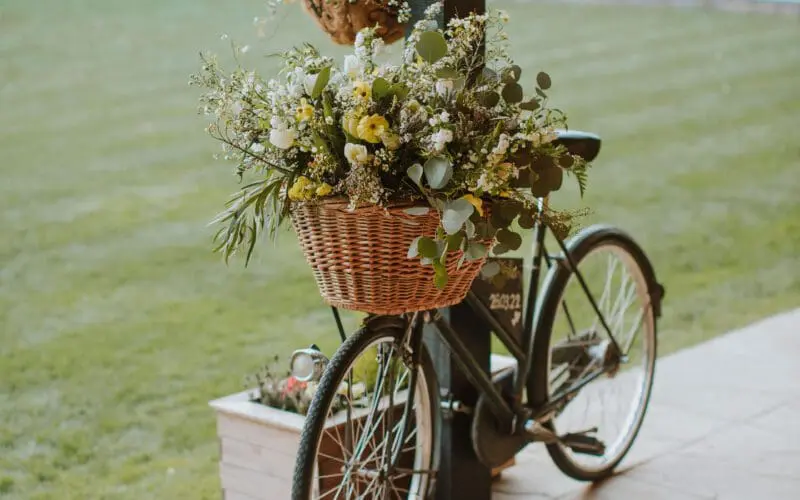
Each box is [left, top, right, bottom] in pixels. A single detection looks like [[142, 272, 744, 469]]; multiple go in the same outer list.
[[291, 199, 490, 315], [301, 0, 406, 46]]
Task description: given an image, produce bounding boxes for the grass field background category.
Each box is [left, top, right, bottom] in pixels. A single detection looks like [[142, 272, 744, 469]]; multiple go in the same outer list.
[[1, 0, 798, 498]]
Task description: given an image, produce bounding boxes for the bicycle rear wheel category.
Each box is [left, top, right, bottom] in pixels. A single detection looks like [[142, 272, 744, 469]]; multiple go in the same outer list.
[[531, 225, 660, 481], [291, 316, 439, 499]]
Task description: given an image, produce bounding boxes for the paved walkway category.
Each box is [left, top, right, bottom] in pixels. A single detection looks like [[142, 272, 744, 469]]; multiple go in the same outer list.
[[492, 309, 800, 499]]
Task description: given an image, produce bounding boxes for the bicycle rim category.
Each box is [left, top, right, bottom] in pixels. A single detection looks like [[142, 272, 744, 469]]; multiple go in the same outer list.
[[296, 329, 435, 499], [546, 241, 656, 475]]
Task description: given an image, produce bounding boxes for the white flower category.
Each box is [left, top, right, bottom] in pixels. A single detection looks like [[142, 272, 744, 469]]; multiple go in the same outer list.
[[431, 129, 453, 152], [344, 143, 370, 165], [355, 31, 367, 48], [303, 73, 318, 95], [440, 111, 450, 123], [492, 133, 510, 155], [435, 79, 453, 97], [250, 142, 265, 154], [344, 55, 363, 78], [269, 127, 296, 149], [371, 38, 385, 56]]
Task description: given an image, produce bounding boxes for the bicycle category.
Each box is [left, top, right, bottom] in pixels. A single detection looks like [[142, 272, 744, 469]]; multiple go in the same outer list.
[[290, 130, 666, 499]]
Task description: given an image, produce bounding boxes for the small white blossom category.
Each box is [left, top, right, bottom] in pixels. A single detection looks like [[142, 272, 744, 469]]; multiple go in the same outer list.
[[270, 127, 296, 149], [250, 142, 265, 154], [303, 73, 318, 95], [431, 129, 453, 152], [344, 143, 370, 165], [435, 79, 453, 97], [344, 55, 363, 79]]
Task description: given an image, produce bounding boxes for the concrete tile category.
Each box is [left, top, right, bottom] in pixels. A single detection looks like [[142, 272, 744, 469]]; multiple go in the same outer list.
[[649, 364, 791, 421], [631, 448, 800, 499], [670, 421, 800, 479], [492, 455, 583, 498], [748, 397, 800, 439], [557, 473, 712, 500]]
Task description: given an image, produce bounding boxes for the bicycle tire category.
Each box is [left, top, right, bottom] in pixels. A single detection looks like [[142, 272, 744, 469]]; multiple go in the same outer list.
[[291, 315, 439, 499], [530, 224, 661, 481]]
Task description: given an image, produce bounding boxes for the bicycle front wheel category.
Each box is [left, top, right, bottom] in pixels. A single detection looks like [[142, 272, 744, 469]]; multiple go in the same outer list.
[[291, 316, 439, 499], [531, 225, 661, 481]]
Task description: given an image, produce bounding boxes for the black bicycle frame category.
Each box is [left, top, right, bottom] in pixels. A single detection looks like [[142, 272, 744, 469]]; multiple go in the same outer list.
[[428, 215, 623, 430]]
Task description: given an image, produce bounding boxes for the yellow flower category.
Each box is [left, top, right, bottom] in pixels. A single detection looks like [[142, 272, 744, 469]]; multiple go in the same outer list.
[[357, 114, 389, 144], [288, 176, 312, 201], [342, 114, 361, 138], [353, 81, 371, 100], [315, 183, 333, 197], [295, 98, 314, 122], [381, 132, 401, 151], [462, 194, 484, 217]]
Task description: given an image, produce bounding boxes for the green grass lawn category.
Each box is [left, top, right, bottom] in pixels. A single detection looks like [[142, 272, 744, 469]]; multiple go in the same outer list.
[[1, 0, 798, 498]]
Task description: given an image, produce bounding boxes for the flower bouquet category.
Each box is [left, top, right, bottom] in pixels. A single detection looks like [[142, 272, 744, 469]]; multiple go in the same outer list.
[[191, 4, 590, 314]]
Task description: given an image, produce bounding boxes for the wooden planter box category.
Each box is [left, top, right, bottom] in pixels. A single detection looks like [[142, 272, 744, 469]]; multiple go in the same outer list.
[[210, 355, 518, 499], [210, 390, 306, 500]]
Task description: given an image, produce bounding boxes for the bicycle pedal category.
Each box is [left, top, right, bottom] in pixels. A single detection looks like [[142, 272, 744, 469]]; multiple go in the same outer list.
[[559, 432, 606, 457]]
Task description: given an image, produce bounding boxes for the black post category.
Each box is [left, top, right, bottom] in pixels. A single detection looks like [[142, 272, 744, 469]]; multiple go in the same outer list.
[[424, 303, 492, 500], [413, 1, 490, 498]]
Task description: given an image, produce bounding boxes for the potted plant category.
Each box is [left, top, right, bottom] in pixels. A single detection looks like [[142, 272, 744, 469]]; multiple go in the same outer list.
[[190, 3, 589, 317], [209, 351, 520, 498], [209, 353, 377, 499]]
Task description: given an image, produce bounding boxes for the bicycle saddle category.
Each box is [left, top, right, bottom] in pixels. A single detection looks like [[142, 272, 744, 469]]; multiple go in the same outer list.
[[553, 129, 602, 163]]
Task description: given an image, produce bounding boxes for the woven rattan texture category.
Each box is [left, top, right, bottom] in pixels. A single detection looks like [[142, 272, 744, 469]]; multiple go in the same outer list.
[[291, 200, 490, 315], [301, 0, 406, 45]]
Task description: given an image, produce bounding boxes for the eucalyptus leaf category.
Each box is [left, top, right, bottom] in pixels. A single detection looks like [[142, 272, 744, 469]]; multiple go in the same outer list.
[[423, 156, 453, 190], [446, 232, 464, 250], [502, 83, 524, 104], [559, 154, 575, 168], [407, 163, 423, 188], [416, 31, 448, 64], [390, 83, 409, 100], [466, 241, 488, 261], [496, 228, 523, 251], [493, 243, 510, 255], [502, 65, 522, 83], [530, 167, 564, 197], [407, 236, 422, 258], [481, 261, 501, 279], [442, 198, 475, 235], [372, 77, 391, 99], [477, 91, 500, 108], [518, 210, 535, 229], [465, 219, 476, 239], [418, 237, 438, 259], [519, 99, 540, 111], [311, 66, 331, 99], [536, 71, 552, 90], [404, 207, 430, 216], [436, 66, 460, 79]]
